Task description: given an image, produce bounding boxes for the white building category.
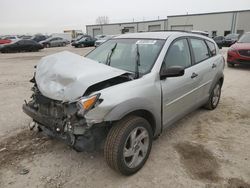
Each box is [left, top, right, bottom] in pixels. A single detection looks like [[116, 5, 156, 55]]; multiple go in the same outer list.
[[86, 10, 250, 37]]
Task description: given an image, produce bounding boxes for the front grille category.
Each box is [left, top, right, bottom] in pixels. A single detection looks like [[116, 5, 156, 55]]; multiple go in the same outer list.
[[238, 50, 250, 57]]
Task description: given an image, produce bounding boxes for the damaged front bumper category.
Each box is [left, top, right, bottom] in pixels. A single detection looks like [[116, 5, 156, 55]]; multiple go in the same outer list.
[[22, 95, 107, 151]]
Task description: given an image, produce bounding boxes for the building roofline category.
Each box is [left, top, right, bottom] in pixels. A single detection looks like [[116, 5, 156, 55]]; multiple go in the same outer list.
[[86, 18, 167, 27], [167, 9, 250, 18], [86, 9, 250, 28]]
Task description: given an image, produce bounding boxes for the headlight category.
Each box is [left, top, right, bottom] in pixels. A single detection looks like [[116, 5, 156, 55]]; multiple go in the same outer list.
[[76, 93, 101, 117]]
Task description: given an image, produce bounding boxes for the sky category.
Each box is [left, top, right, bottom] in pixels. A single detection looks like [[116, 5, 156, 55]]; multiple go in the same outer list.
[[1, 0, 250, 35]]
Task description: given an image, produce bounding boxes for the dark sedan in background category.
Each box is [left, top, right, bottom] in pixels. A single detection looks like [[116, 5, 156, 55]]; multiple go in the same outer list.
[[227, 32, 250, 67], [224, 33, 240, 47], [31, 34, 48, 42], [213, 36, 225, 49], [0, 40, 43, 53], [71, 36, 96, 48]]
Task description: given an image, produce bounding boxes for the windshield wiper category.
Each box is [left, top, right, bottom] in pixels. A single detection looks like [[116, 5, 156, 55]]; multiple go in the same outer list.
[[105, 43, 117, 66], [134, 44, 140, 79]]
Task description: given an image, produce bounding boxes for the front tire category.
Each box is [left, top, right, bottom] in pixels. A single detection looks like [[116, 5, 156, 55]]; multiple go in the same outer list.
[[204, 81, 222, 110], [104, 116, 153, 175]]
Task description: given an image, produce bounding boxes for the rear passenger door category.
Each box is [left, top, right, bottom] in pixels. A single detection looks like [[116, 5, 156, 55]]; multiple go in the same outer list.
[[188, 38, 218, 103]]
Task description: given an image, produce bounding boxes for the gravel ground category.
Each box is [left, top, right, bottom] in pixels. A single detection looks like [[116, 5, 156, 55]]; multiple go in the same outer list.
[[0, 46, 249, 188]]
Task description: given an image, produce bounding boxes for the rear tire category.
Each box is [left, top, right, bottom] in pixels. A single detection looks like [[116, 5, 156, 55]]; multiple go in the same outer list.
[[204, 81, 222, 110], [104, 116, 153, 175]]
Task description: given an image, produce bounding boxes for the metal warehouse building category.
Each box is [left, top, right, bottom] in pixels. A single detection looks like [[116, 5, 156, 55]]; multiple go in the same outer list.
[[86, 9, 250, 37]]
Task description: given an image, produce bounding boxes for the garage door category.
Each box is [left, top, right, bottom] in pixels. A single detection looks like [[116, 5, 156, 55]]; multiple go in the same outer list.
[[148, 25, 161, 31], [171, 25, 193, 31], [93, 28, 101, 37]]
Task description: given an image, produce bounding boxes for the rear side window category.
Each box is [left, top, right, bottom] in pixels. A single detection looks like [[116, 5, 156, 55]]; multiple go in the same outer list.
[[190, 38, 210, 63], [206, 40, 216, 56], [163, 39, 191, 68]]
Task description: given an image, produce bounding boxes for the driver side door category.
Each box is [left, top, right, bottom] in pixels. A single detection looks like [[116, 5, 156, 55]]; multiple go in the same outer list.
[[160, 38, 200, 128]]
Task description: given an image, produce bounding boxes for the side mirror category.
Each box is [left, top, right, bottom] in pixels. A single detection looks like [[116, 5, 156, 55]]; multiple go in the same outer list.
[[160, 66, 185, 79]]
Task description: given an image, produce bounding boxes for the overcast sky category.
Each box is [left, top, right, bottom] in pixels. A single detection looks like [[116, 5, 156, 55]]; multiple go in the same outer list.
[[1, 0, 250, 35]]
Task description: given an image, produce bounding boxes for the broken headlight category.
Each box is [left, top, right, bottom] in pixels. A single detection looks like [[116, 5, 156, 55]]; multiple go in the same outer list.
[[76, 93, 101, 117]]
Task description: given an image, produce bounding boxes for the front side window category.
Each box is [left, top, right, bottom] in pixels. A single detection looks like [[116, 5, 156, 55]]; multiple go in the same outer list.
[[163, 39, 191, 69], [86, 38, 165, 75], [190, 38, 210, 63]]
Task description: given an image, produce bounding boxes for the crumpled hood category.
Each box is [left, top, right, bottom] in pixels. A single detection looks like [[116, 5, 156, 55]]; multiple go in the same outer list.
[[35, 51, 128, 101]]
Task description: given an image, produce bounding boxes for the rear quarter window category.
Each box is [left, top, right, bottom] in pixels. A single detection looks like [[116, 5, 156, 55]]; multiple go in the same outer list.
[[206, 40, 217, 56], [190, 38, 210, 63]]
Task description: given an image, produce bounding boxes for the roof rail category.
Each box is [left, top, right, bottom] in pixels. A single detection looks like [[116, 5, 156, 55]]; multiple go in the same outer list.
[[143, 30, 210, 37], [149, 30, 191, 33]]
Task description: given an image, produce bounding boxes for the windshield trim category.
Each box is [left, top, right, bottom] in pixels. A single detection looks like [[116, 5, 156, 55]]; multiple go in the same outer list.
[[85, 38, 166, 77]]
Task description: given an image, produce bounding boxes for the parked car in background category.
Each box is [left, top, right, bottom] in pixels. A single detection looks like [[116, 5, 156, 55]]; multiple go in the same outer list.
[[71, 35, 88, 43], [40, 37, 69, 48], [0, 39, 43, 53], [227, 32, 250, 67], [23, 31, 224, 175], [20, 35, 33, 40], [95, 35, 116, 47], [71, 35, 92, 43], [0, 37, 12, 45], [213, 36, 225, 49], [71, 36, 96, 48], [31, 34, 48, 43], [224, 33, 239, 47], [95, 35, 106, 40], [4, 36, 19, 42], [51, 33, 72, 42]]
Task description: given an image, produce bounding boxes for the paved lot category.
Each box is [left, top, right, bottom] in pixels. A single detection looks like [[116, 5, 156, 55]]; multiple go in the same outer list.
[[0, 46, 249, 188]]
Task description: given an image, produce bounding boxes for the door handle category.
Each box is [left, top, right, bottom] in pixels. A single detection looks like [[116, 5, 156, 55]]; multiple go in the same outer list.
[[191, 72, 198, 79], [212, 63, 217, 68]]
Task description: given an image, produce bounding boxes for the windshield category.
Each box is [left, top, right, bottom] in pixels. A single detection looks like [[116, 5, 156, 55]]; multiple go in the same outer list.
[[238, 33, 250, 43], [86, 38, 165, 75], [79, 37, 86, 42], [76, 35, 83, 40]]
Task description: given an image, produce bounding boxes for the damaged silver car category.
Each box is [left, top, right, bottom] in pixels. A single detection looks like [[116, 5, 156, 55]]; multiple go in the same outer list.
[[23, 31, 225, 175]]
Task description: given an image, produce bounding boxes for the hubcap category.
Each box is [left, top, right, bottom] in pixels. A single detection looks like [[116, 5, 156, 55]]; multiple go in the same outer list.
[[123, 127, 149, 168], [212, 84, 221, 106]]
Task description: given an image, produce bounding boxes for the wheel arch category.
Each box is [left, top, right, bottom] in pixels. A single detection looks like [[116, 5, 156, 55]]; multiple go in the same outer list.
[[209, 72, 224, 93], [120, 109, 157, 137]]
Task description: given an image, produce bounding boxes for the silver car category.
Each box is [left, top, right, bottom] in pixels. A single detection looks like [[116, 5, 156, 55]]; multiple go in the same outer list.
[[39, 37, 69, 48], [23, 31, 224, 175]]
